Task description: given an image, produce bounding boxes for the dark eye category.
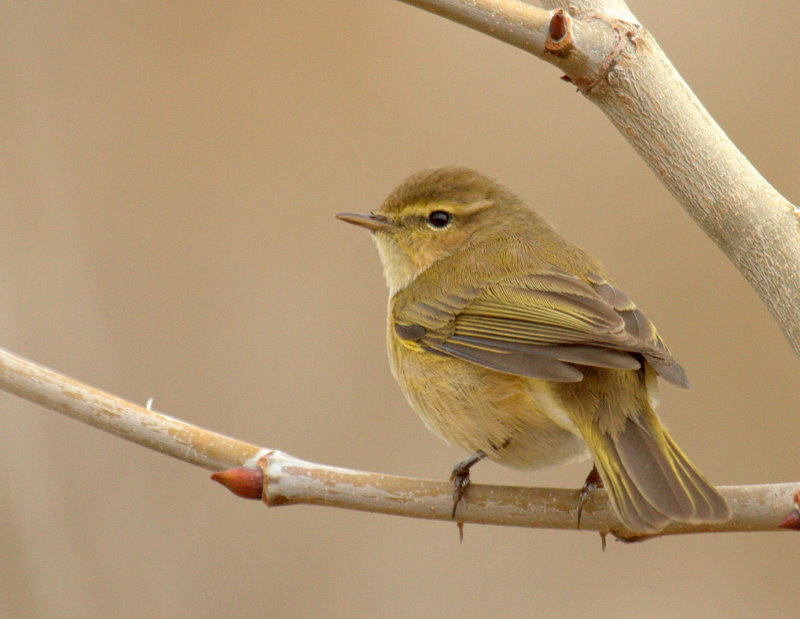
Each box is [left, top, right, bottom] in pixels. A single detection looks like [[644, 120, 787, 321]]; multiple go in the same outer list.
[[427, 210, 452, 229]]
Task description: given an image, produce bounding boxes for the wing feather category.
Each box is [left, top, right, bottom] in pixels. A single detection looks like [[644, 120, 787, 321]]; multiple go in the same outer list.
[[393, 268, 687, 387]]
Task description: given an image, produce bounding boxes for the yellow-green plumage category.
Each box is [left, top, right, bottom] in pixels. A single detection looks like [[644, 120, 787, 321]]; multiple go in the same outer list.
[[338, 166, 730, 533]]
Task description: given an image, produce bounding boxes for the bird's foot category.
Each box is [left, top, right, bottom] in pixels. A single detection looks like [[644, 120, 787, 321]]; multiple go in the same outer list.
[[577, 465, 604, 529], [449, 450, 486, 519]]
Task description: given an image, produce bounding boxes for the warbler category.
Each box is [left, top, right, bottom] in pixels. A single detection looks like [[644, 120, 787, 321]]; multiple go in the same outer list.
[[337, 167, 730, 533]]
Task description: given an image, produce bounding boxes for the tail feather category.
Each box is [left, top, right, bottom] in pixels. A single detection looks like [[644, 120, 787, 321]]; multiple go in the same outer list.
[[660, 431, 731, 522], [597, 436, 671, 533], [589, 411, 730, 533], [616, 416, 699, 517]]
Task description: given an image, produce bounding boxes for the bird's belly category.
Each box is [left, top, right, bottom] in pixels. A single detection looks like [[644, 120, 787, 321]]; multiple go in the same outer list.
[[388, 339, 587, 470]]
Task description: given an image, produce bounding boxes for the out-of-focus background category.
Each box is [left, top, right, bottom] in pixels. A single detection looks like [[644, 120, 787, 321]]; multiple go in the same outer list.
[[1, 1, 798, 616]]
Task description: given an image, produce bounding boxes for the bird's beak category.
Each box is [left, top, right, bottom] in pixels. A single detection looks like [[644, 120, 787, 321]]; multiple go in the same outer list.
[[336, 212, 397, 232]]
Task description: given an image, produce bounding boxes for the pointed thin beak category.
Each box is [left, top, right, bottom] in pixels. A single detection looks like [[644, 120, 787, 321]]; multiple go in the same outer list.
[[336, 212, 397, 232]]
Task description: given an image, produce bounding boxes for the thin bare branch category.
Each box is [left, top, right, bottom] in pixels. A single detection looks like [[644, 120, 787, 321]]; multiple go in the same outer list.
[[398, 0, 615, 77], [397, 0, 552, 54], [257, 450, 795, 540], [397, 0, 800, 360], [0, 347, 264, 471], [0, 344, 794, 538]]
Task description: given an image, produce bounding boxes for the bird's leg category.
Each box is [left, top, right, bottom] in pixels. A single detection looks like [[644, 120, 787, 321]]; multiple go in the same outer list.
[[576, 464, 604, 529], [449, 450, 486, 519]]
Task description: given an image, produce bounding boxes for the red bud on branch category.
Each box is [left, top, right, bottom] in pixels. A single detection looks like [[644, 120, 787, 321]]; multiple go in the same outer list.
[[211, 467, 263, 500]]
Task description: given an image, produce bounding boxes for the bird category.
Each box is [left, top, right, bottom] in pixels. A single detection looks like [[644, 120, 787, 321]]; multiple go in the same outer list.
[[336, 166, 730, 533]]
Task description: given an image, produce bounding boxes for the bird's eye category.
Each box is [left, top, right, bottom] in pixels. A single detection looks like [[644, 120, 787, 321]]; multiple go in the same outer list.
[[427, 210, 452, 229]]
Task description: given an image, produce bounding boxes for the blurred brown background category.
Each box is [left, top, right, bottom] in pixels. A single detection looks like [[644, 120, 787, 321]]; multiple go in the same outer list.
[[1, 1, 798, 617]]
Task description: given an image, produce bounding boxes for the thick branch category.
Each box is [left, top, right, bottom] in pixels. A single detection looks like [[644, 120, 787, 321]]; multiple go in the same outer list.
[[398, 0, 800, 359], [543, 0, 636, 21]]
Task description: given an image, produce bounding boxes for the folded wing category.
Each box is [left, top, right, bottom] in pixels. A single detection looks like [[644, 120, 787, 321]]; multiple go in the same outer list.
[[393, 269, 687, 387]]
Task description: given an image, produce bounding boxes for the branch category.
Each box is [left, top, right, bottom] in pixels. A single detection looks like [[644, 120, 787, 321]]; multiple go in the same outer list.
[[0, 347, 264, 471], [0, 346, 794, 540], [398, 0, 800, 359], [217, 451, 796, 541]]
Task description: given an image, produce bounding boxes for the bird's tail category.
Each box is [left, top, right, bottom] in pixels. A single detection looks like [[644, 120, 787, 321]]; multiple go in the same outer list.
[[584, 405, 731, 533]]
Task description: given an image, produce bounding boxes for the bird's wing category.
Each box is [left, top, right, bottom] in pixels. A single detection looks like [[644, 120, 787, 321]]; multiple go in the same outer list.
[[393, 269, 687, 386]]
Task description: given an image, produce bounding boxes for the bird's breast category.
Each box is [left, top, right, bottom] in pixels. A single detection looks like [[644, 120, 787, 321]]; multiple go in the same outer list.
[[386, 324, 586, 469]]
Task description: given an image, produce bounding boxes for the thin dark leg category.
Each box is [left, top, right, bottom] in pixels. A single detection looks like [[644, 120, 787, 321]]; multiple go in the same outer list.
[[576, 464, 604, 529], [450, 450, 487, 519]]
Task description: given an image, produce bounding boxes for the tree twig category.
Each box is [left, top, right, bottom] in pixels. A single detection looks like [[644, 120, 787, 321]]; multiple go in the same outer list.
[[0, 346, 265, 471], [0, 345, 794, 540], [223, 450, 797, 541]]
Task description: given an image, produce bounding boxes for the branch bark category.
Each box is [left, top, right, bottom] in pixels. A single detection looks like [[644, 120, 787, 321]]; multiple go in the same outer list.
[[0, 347, 265, 471], [254, 451, 795, 540], [0, 345, 795, 540], [399, 0, 800, 359]]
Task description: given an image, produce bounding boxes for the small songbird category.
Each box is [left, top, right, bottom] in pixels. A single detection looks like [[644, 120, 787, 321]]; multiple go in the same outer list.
[[337, 167, 730, 533]]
